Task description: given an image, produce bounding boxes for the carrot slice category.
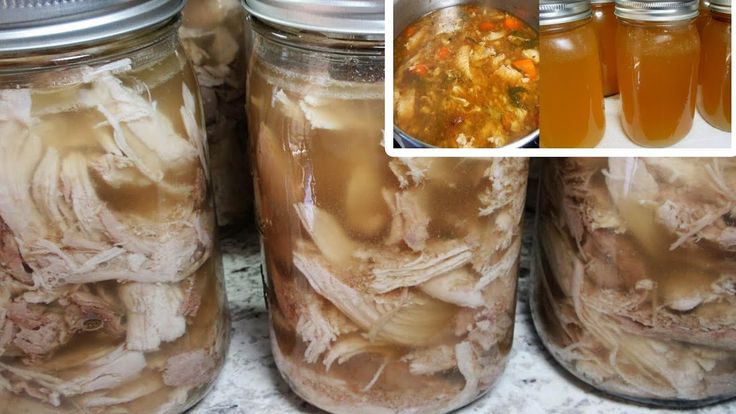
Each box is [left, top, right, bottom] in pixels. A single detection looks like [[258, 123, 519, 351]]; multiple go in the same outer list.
[[479, 21, 498, 31], [410, 64, 429, 77], [504, 16, 524, 30], [512, 59, 538, 80], [404, 25, 418, 37], [437, 46, 451, 60]]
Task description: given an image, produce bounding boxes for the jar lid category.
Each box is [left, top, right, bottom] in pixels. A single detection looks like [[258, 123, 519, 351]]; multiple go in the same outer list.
[[540, 0, 592, 25], [615, 0, 699, 21], [0, 0, 184, 53], [591, 0, 615, 4], [710, 0, 731, 14], [243, 0, 384, 39]]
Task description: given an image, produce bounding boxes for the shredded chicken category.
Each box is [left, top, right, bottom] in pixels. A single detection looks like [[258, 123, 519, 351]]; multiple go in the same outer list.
[[536, 157, 736, 402]]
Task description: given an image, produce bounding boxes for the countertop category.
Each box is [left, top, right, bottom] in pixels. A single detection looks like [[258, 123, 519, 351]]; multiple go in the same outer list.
[[190, 206, 736, 414]]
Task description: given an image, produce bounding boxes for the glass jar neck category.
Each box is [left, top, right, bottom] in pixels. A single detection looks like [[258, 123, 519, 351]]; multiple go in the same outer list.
[[617, 17, 696, 28], [249, 16, 383, 57], [711, 10, 732, 22], [541, 18, 591, 35], [0, 18, 180, 78]]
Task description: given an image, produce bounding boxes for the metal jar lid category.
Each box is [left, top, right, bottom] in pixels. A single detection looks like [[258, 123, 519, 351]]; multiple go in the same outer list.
[[243, 0, 384, 39], [615, 0, 699, 21], [591, 0, 615, 4], [710, 0, 731, 14], [0, 0, 185, 53], [540, 0, 593, 25]]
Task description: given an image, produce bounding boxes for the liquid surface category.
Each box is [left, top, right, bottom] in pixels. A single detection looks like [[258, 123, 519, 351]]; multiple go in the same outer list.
[[0, 48, 228, 413], [394, 5, 539, 148], [697, 14, 731, 132], [616, 20, 700, 146], [249, 34, 528, 412], [540, 21, 605, 148]]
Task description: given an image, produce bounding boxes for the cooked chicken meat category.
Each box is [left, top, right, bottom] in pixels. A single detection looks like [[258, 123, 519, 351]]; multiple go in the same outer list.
[[249, 47, 528, 413], [534, 158, 736, 404], [0, 50, 228, 412]]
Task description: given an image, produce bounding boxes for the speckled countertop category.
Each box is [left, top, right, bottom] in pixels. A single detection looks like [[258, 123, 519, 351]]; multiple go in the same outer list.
[[189, 183, 736, 414]]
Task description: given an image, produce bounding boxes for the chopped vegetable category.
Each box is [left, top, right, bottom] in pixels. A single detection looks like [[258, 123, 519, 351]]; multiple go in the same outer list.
[[504, 16, 524, 30], [508, 86, 527, 108], [437, 46, 451, 60], [410, 64, 429, 77], [512, 59, 537, 80], [479, 21, 498, 31]]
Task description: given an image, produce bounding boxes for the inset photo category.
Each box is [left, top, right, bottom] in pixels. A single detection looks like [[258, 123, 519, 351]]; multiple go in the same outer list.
[[540, 0, 732, 149], [391, 0, 540, 150]]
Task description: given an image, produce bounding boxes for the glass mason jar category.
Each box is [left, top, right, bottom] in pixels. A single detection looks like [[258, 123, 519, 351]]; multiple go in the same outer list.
[[533, 157, 736, 407], [245, 2, 529, 412], [0, 1, 229, 412], [540, 0, 606, 148], [591, 0, 619, 96], [180, 0, 252, 227], [697, 0, 713, 33], [697, 0, 732, 132], [616, 0, 701, 147]]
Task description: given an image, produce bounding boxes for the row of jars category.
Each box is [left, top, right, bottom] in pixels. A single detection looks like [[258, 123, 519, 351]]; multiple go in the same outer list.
[[541, 0, 731, 148], [0, 1, 734, 414]]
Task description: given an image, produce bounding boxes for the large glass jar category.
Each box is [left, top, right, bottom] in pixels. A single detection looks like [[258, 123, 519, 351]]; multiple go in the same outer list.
[[180, 0, 252, 227], [0, 2, 229, 412], [697, 0, 731, 132], [591, 0, 619, 96], [540, 0, 606, 148], [245, 2, 529, 412], [616, 0, 701, 147], [533, 158, 736, 407]]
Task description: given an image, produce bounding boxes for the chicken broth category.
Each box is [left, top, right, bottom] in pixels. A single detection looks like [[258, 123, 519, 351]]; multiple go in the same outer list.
[[616, 20, 701, 146], [0, 43, 228, 412], [540, 21, 605, 148], [249, 32, 528, 411], [534, 158, 736, 404], [394, 5, 539, 148], [697, 11, 731, 132], [591, 2, 618, 96]]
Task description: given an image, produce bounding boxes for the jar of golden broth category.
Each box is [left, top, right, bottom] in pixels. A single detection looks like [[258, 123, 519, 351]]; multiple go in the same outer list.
[[591, 0, 619, 96], [540, 0, 606, 148], [245, 1, 529, 412], [615, 0, 701, 147], [0, 1, 230, 412], [532, 158, 736, 407], [697, 0, 731, 132], [180, 0, 253, 227]]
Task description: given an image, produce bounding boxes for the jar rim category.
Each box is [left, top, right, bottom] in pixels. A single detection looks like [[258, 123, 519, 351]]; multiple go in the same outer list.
[[0, 0, 184, 53], [614, 0, 699, 22], [243, 0, 384, 41], [540, 0, 593, 26]]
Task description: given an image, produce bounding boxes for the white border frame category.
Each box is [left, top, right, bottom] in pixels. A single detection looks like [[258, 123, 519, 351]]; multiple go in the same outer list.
[[384, 0, 736, 158]]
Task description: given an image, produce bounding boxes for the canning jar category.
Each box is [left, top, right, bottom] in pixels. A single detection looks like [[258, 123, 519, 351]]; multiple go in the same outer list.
[[540, 0, 606, 148], [180, 0, 252, 227], [697, 0, 731, 132], [698, 0, 712, 33], [533, 158, 736, 407], [591, 0, 619, 96], [245, 1, 529, 412], [0, 1, 229, 412], [616, 0, 701, 147]]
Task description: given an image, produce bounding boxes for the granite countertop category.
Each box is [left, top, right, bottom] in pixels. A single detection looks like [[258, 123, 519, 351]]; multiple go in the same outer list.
[[190, 194, 736, 414]]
